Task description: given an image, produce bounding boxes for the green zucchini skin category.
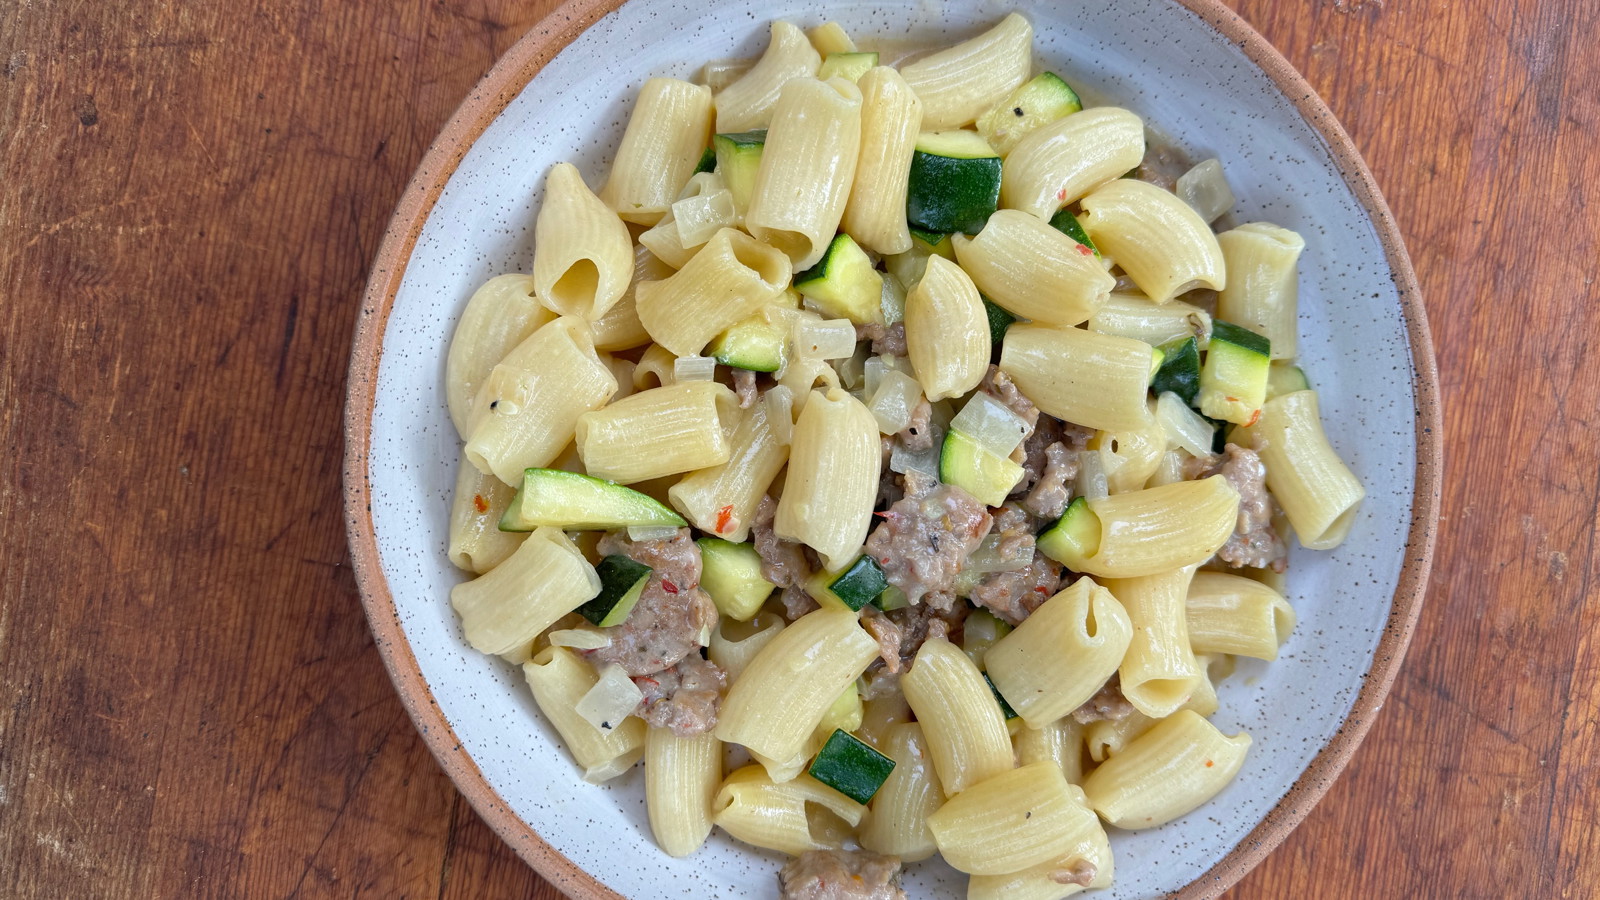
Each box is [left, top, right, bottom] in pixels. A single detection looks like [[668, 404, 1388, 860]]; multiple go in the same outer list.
[[976, 71, 1084, 156], [807, 729, 896, 804], [577, 555, 652, 626], [793, 233, 884, 325], [697, 538, 775, 621], [1152, 336, 1202, 406], [982, 297, 1016, 345], [817, 51, 878, 82], [1036, 496, 1100, 571], [984, 671, 1020, 720], [1199, 320, 1272, 425], [693, 146, 717, 174], [1048, 207, 1101, 258], [712, 129, 766, 210], [708, 314, 785, 372], [906, 132, 1002, 235], [827, 556, 889, 611]]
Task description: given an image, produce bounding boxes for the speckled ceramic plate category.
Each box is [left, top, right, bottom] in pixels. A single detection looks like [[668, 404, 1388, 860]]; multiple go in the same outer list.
[[344, 1, 1440, 897]]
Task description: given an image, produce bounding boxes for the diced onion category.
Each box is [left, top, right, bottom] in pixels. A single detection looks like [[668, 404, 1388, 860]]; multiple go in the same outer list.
[[671, 189, 737, 246], [950, 392, 1030, 458], [890, 429, 941, 478], [1156, 391, 1216, 457], [794, 318, 858, 361], [1146, 449, 1187, 487], [672, 354, 717, 382], [627, 524, 681, 542], [835, 342, 871, 391], [549, 627, 612, 650], [965, 532, 1033, 574], [868, 369, 922, 435], [1077, 449, 1108, 500], [880, 271, 907, 324], [1177, 158, 1236, 224], [764, 385, 794, 445], [575, 663, 643, 733]]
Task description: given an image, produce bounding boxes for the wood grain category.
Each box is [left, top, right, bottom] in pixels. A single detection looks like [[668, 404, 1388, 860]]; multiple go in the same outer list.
[[0, 1, 1592, 898]]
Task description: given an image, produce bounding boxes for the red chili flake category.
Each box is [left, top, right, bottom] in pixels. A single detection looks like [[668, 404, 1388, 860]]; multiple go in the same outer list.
[[1075, 243, 1093, 256], [661, 579, 679, 594], [1245, 409, 1262, 427], [715, 504, 734, 533], [1034, 585, 1051, 594], [637, 677, 659, 688], [1205, 759, 1215, 768], [472, 494, 489, 514], [1056, 187, 1068, 201]]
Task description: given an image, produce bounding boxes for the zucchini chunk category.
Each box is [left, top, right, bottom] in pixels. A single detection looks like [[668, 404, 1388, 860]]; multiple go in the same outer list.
[[1037, 497, 1101, 572], [1198, 320, 1272, 425], [807, 729, 896, 804], [576, 555, 652, 627], [1266, 362, 1311, 398], [1048, 207, 1101, 259], [908, 226, 957, 260], [499, 469, 687, 531], [827, 555, 890, 611], [1151, 335, 1202, 406], [712, 129, 766, 211], [693, 145, 717, 174], [976, 72, 1084, 156], [906, 131, 1002, 235], [817, 51, 878, 83], [696, 538, 775, 621], [939, 429, 1024, 507], [794, 233, 885, 324]]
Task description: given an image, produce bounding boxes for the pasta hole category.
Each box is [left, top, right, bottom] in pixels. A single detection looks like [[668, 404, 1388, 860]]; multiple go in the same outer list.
[[550, 259, 600, 313], [750, 229, 811, 271], [1083, 605, 1099, 639]]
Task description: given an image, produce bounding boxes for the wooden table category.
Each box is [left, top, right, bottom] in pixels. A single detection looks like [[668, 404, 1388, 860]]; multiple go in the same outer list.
[[2, 0, 1593, 896]]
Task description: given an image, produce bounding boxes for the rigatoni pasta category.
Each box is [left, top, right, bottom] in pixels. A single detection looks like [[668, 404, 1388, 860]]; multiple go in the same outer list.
[[899, 13, 1033, 130], [600, 77, 714, 225], [1000, 106, 1146, 218], [532, 162, 633, 321], [714, 21, 821, 133], [842, 66, 923, 255], [953, 209, 1115, 326], [1079, 177, 1228, 304], [745, 76, 863, 269], [444, 273, 554, 438]]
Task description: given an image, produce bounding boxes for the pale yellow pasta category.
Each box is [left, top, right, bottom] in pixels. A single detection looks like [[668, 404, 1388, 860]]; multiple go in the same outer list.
[[632, 343, 677, 390], [668, 399, 789, 542], [1014, 716, 1087, 787], [575, 381, 737, 483], [447, 458, 528, 574], [1186, 571, 1296, 660], [445, 273, 554, 438], [707, 612, 785, 684], [600, 77, 714, 225], [926, 762, 1099, 876], [523, 646, 645, 783], [899, 13, 1033, 130], [1060, 477, 1241, 578], [1183, 654, 1224, 717], [859, 722, 944, 862], [998, 323, 1154, 433], [842, 66, 924, 255], [905, 255, 988, 401], [1105, 567, 1204, 718], [712, 766, 865, 855], [966, 785, 1113, 900], [1235, 390, 1365, 549], [463, 317, 618, 485], [714, 21, 821, 133], [1079, 178, 1227, 304], [986, 578, 1134, 728], [451, 526, 599, 656], [636, 209, 699, 269], [635, 227, 791, 356], [953, 209, 1115, 326], [645, 727, 721, 857], [1088, 292, 1212, 349], [701, 57, 754, 92], [589, 244, 667, 351], [715, 608, 879, 769], [808, 21, 856, 56], [1090, 405, 1166, 494], [773, 387, 879, 571], [901, 636, 1014, 795], [745, 77, 863, 270], [532, 162, 633, 321], [1081, 710, 1251, 829], [1000, 107, 1146, 218], [1217, 222, 1305, 360], [1084, 711, 1154, 764]]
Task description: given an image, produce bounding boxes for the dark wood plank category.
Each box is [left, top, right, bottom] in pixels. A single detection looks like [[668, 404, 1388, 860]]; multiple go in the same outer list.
[[0, 0, 1594, 898]]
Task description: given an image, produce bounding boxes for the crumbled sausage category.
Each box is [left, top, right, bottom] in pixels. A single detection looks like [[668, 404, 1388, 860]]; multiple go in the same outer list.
[[1185, 443, 1288, 572], [732, 368, 760, 409], [864, 472, 991, 608], [633, 654, 726, 736], [585, 529, 717, 676], [779, 849, 908, 900], [752, 494, 816, 588]]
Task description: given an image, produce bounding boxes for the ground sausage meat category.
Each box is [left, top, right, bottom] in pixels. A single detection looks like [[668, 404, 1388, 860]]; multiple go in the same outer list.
[[633, 654, 726, 736], [1023, 441, 1079, 521], [1185, 443, 1288, 572], [1072, 676, 1136, 725], [858, 322, 908, 357], [1133, 138, 1191, 192], [863, 603, 968, 673], [586, 530, 717, 676], [1013, 414, 1093, 501], [979, 365, 1040, 434], [753, 494, 816, 588], [864, 471, 992, 609], [898, 397, 935, 451], [971, 553, 1063, 626], [779, 849, 907, 900], [732, 368, 759, 409]]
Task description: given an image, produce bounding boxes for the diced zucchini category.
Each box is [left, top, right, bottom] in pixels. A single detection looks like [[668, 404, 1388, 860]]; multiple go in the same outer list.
[[939, 429, 1024, 507], [976, 72, 1084, 156], [874, 586, 908, 611], [697, 538, 775, 621], [499, 469, 687, 531], [576, 555, 651, 627], [908, 226, 957, 260], [1198, 320, 1272, 425], [1037, 497, 1101, 572], [1152, 336, 1202, 406], [694, 146, 717, 174], [828, 556, 889, 611], [1149, 346, 1166, 381], [1047, 208, 1100, 259], [707, 310, 786, 372], [818, 51, 878, 83], [1267, 363, 1311, 398], [807, 729, 896, 805], [713, 130, 766, 212], [815, 684, 863, 739], [983, 672, 1020, 720], [982, 297, 1016, 345], [906, 131, 1002, 236], [794, 233, 885, 325]]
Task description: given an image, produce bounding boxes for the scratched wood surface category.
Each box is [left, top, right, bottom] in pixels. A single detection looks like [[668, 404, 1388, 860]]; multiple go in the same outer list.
[[0, 0, 1593, 897]]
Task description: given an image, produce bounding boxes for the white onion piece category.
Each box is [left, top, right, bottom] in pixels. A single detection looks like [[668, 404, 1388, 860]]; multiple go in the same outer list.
[[965, 533, 1033, 574], [1177, 158, 1236, 224], [890, 432, 940, 479], [627, 524, 681, 542], [672, 354, 718, 382], [835, 342, 871, 391], [1078, 449, 1109, 500], [794, 318, 858, 361], [950, 392, 1030, 458], [868, 369, 922, 435], [575, 663, 643, 733], [764, 385, 794, 445], [1156, 391, 1216, 457], [671, 189, 737, 246], [1147, 449, 1187, 487], [548, 627, 612, 650], [880, 271, 907, 324]]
